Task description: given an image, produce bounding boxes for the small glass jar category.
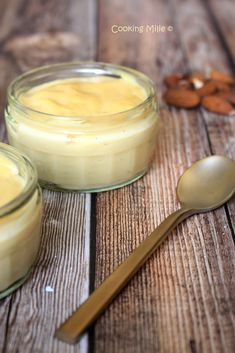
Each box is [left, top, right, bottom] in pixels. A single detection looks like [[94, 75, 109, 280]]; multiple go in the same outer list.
[[0, 143, 42, 299], [5, 62, 159, 192]]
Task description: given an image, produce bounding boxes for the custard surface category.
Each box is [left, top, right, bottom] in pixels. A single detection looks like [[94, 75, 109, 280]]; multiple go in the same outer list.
[[19, 77, 147, 116]]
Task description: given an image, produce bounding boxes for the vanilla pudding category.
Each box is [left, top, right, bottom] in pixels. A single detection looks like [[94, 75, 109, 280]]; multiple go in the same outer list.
[[0, 154, 24, 207], [5, 62, 159, 192], [0, 143, 42, 298]]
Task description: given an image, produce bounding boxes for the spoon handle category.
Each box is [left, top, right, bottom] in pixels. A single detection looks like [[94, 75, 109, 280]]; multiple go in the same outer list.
[[56, 206, 194, 344]]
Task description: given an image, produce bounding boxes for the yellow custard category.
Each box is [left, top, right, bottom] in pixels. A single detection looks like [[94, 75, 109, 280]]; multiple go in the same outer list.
[[20, 76, 147, 116], [6, 62, 159, 192], [0, 144, 42, 298], [0, 154, 25, 207]]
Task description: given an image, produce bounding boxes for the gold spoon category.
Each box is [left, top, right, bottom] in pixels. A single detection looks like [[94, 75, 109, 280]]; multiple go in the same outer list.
[[56, 155, 235, 344]]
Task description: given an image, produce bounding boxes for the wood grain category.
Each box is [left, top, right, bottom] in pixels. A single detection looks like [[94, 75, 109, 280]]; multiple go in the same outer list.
[[204, 0, 235, 233], [0, 1, 96, 353], [206, 0, 235, 67], [94, 1, 235, 353]]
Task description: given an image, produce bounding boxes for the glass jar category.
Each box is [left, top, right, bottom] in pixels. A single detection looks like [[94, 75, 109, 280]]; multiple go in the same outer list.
[[5, 62, 159, 192], [0, 143, 42, 299]]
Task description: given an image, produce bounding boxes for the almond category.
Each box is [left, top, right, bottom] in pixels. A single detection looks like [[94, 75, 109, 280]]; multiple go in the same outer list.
[[211, 80, 230, 92], [202, 95, 233, 114], [164, 74, 183, 88], [197, 81, 217, 96], [217, 91, 235, 105], [210, 70, 235, 85], [163, 89, 200, 108]]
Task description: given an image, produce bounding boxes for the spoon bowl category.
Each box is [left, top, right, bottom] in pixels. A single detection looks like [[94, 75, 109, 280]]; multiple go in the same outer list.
[[177, 155, 235, 211]]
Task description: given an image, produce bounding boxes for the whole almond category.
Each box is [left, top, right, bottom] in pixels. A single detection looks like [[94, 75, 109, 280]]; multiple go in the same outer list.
[[210, 70, 235, 85], [165, 74, 183, 88], [211, 80, 230, 92], [197, 81, 217, 96], [217, 91, 235, 105], [202, 95, 233, 114], [164, 89, 200, 108]]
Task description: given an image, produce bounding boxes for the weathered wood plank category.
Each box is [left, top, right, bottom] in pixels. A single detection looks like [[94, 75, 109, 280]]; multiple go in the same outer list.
[[95, 1, 235, 353], [0, 0, 96, 60], [0, 1, 96, 352], [206, 0, 235, 66], [0, 57, 18, 141], [170, 0, 235, 245], [203, 0, 235, 233]]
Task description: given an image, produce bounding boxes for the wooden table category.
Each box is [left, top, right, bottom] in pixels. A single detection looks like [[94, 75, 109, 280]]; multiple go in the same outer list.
[[0, 0, 234, 352]]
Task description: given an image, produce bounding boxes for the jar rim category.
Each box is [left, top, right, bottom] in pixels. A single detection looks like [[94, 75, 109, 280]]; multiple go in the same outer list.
[[0, 143, 38, 217], [7, 61, 157, 120]]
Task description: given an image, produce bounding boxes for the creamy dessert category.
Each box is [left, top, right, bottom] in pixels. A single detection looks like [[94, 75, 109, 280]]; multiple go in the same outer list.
[[0, 143, 42, 298], [5, 62, 159, 191], [0, 154, 24, 207], [20, 76, 148, 116]]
